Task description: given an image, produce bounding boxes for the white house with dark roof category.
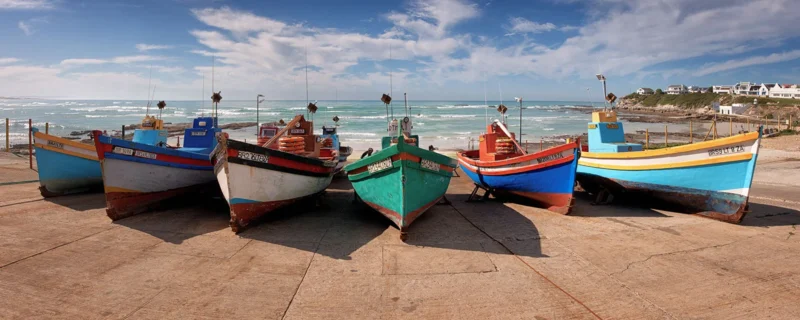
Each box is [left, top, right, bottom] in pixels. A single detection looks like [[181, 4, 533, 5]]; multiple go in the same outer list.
[[636, 87, 654, 95], [667, 85, 687, 95], [759, 83, 778, 96]]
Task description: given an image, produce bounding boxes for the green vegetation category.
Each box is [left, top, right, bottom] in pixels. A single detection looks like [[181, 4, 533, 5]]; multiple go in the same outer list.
[[623, 92, 723, 108], [732, 96, 799, 106], [776, 129, 798, 136]]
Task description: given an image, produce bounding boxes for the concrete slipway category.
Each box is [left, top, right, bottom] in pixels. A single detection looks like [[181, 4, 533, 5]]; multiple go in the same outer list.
[[1, 150, 799, 319]]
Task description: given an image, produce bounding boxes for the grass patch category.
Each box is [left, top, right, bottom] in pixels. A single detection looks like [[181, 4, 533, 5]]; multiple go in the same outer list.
[[623, 92, 723, 108]]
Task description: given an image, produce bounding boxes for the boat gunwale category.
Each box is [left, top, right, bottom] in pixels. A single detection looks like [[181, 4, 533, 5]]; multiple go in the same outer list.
[[581, 130, 760, 159]]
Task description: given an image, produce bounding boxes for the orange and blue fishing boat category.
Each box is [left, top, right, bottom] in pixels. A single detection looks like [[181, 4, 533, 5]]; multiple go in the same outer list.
[[32, 128, 102, 197], [457, 119, 580, 214]]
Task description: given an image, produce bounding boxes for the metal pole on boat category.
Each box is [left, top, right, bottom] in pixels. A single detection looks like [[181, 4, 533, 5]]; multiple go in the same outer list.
[[515, 97, 523, 144], [256, 94, 264, 135], [28, 119, 32, 169], [5, 118, 9, 152], [596, 74, 607, 109], [45, 122, 49, 135], [121, 125, 125, 140]]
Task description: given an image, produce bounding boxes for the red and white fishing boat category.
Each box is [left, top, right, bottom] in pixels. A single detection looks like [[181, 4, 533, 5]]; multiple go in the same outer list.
[[213, 113, 338, 232]]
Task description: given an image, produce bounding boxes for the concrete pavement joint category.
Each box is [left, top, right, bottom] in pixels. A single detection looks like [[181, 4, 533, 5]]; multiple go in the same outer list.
[[447, 203, 604, 320], [280, 224, 331, 320], [0, 226, 117, 269]]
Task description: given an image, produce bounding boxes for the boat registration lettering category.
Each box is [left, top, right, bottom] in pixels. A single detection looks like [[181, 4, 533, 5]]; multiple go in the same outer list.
[[368, 158, 392, 174], [421, 159, 439, 171], [47, 140, 64, 149], [606, 123, 619, 129], [134, 150, 157, 159], [708, 145, 744, 157], [191, 131, 206, 136], [112, 147, 134, 156], [290, 129, 305, 134], [237, 151, 268, 163], [536, 152, 564, 163]]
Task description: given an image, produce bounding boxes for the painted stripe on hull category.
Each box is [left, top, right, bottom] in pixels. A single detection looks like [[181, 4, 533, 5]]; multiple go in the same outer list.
[[34, 147, 103, 197]]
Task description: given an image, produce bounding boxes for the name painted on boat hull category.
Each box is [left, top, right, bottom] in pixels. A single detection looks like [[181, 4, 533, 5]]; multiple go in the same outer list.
[[237, 151, 269, 163], [421, 159, 439, 171], [708, 145, 745, 157], [111, 146, 157, 160], [536, 152, 565, 163], [368, 158, 392, 174], [47, 140, 64, 149]]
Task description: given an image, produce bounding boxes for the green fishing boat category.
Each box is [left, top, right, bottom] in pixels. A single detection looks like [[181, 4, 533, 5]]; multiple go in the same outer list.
[[345, 94, 457, 240]]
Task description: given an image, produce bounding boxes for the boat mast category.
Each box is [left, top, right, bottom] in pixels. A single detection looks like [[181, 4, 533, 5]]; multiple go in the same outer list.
[[305, 46, 309, 118], [145, 65, 153, 116], [515, 97, 523, 144], [484, 73, 488, 129], [389, 44, 393, 120]]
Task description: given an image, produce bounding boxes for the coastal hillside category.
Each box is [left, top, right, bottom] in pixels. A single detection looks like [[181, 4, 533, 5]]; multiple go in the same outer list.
[[619, 92, 800, 121]]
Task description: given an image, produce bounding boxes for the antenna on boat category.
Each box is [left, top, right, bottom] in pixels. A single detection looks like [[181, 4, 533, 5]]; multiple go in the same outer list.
[[404, 93, 408, 118], [515, 97, 523, 144], [389, 44, 394, 120], [305, 46, 309, 118], [484, 73, 488, 129], [211, 55, 222, 128], [148, 86, 157, 116]]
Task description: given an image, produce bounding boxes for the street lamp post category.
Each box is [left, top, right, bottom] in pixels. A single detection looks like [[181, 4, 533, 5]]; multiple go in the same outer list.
[[595, 74, 607, 109], [256, 94, 265, 135]]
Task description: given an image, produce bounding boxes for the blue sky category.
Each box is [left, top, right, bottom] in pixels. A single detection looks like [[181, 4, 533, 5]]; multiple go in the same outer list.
[[1, 0, 799, 100]]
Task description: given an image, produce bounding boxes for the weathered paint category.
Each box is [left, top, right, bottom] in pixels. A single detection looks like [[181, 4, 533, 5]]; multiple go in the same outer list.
[[214, 134, 336, 232], [346, 137, 457, 231], [31, 128, 103, 197], [457, 141, 580, 215]]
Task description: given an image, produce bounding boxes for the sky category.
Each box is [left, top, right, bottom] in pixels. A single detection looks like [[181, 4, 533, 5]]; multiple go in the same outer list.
[[1, 0, 799, 101]]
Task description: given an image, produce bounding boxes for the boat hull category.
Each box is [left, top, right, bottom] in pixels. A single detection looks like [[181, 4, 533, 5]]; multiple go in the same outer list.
[[345, 140, 457, 232], [93, 132, 216, 220], [214, 136, 336, 232], [32, 128, 102, 197], [457, 142, 580, 214], [577, 131, 761, 223]]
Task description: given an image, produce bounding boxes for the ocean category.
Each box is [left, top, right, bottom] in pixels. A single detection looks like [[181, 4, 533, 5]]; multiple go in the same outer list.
[[0, 99, 677, 150]]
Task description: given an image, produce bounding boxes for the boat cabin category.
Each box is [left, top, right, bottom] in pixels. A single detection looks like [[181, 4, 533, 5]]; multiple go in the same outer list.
[[476, 122, 521, 162], [132, 115, 168, 147], [180, 117, 219, 153], [586, 111, 642, 153], [261, 115, 320, 157], [257, 123, 280, 148], [319, 126, 340, 161], [381, 117, 419, 149]]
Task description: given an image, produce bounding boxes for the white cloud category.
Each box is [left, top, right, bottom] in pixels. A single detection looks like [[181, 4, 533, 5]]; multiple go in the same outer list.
[[694, 50, 800, 76], [0, 58, 21, 65], [60, 55, 166, 66], [0, 0, 53, 10], [387, 0, 478, 39], [18, 20, 32, 35], [135, 44, 174, 52], [191, 6, 290, 34], [507, 17, 556, 34]]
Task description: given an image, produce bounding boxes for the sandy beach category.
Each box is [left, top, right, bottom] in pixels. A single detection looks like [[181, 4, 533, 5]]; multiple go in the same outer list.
[[1, 141, 800, 318]]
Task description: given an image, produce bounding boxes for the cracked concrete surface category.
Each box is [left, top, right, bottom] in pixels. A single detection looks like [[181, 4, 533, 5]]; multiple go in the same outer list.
[[1, 152, 800, 319]]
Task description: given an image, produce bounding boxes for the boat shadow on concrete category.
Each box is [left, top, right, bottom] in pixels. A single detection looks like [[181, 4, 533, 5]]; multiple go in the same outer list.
[[43, 192, 107, 211], [740, 202, 800, 227], [569, 190, 672, 218]]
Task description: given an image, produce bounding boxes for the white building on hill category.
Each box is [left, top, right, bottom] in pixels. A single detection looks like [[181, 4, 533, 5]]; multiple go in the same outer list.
[[713, 85, 733, 94], [667, 85, 687, 95], [637, 88, 654, 95], [769, 84, 800, 99]]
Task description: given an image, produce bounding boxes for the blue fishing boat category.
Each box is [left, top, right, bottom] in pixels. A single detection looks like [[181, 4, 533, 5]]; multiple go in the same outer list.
[[319, 120, 352, 173], [32, 128, 103, 197], [576, 110, 761, 222], [457, 120, 581, 214], [92, 100, 221, 220]]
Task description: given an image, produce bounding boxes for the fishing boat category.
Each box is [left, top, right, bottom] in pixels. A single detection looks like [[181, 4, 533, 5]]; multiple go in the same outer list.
[[214, 111, 338, 232], [345, 94, 457, 240], [31, 128, 102, 197], [457, 117, 580, 214], [92, 100, 221, 220], [575, 75, 761, 223]]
